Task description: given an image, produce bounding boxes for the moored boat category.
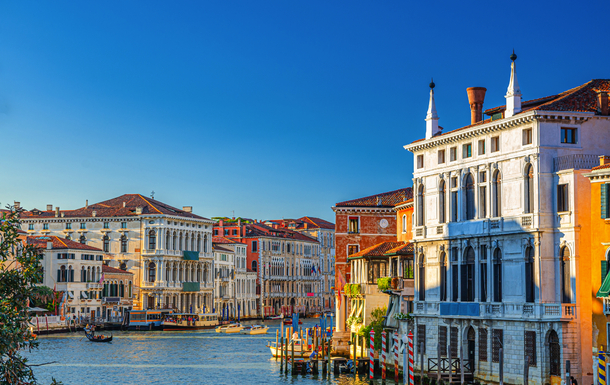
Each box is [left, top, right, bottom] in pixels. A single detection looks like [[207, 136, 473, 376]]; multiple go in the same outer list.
[[128, 309, 174, 331], [239, 325, 269, 335], [267, 338, 311, 358], [161, 313, 219, 331], [283, 318, 302, 325], [215, 323, 244, 333], [85, 332, 113, 343]]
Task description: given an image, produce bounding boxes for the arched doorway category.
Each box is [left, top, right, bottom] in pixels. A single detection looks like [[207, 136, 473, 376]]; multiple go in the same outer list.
[[549, 330, 561, 376], [467, 326, 476, 372]]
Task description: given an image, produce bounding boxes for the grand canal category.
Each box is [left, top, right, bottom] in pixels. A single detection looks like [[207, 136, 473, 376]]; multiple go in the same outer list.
[[25, 319, 379, 385]]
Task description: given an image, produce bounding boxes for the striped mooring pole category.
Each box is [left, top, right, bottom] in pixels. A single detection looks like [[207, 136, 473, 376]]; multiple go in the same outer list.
[[382, 330, 387, 382], [369, 329, 375, 382], [599, 351, 607, 385], [394, 332, 399, 383], [408, 331, 414, 385]]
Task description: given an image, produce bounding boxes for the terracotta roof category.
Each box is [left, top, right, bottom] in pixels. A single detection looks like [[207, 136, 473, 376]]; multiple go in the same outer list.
[[242, 223, 319, 242], [213, 244, 234, 253], [411, 79, 610, 145], [212, 236, 245, 245], [384, 242, 414, 256], [297, 216, 335, 230], [336, 188, 413, 208], [592, 163, 610, 171], [21, 194, 210, 221], [26, 236, 103, 251], [266, 217, 335, 231], [348, 242, 405, 259], [102, 265, 132, 275]]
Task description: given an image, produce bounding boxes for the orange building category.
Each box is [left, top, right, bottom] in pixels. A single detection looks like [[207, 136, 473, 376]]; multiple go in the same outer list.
[[587, 156, 610, 354]]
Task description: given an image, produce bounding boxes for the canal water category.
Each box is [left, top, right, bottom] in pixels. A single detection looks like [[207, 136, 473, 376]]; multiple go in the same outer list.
[[25, 319, 386, 385]]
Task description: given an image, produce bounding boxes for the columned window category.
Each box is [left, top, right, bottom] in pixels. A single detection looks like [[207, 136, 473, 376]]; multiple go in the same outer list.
[[440, 252, 447, 301], [103, 235, 110, 252], [464, 174, 475, 220], [461, 246, 475, 302], [525, 246, 535, 303], [525, 163, 534, 214], [418, 254, 425, 301], [121, 235, 127, 253], [492, 171, 502, 217], [493, 249, 502, 302], [560, 246, 571, 303], [439, 180, 446, 224], [417, 185, 425, 226], [149, 262, 156, 283], [480, 245, 487, 302], [148, 230, 156, 250]]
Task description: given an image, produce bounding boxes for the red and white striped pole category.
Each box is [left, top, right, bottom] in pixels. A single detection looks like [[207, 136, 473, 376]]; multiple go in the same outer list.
[[394, 332, 399, 383], [369, 329, 375, 381], [382, 330, 387, 382], [408, 331, 414, 385]]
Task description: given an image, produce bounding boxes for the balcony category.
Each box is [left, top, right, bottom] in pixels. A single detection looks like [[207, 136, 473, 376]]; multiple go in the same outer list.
[[414, 301, 577, 321], [102, 297, 121, 304], [553, 154, 599, 172], [86, 283, 103, 289], [182, 282, 200, 292]]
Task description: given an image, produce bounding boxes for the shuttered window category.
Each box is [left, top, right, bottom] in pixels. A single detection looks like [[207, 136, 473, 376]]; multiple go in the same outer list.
[[602, 183, 610, 219], [417, 325, 426, 355], [439, 326, 448, 357], [603, 260, 608, 283], [525, 331, 537, 367], [492, 329, 503, 363], [479, 328, 488, 362], [450, 327, 458, 358]]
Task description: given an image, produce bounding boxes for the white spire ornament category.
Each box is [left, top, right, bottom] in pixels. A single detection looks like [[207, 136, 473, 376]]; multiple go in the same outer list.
[[425, 79, 440, 139], [505, 50, 522, 118]]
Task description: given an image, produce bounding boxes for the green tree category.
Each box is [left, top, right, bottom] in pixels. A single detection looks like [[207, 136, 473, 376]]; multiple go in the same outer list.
[[357, 306, 387, 350], [0, 208, 61, 384]]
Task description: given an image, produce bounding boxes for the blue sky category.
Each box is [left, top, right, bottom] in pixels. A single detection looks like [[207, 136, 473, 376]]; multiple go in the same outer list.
[[1, 1, 609, 222]]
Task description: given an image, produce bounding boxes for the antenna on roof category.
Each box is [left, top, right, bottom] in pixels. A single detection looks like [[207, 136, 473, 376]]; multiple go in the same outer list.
[[151, 190, 155, 199]]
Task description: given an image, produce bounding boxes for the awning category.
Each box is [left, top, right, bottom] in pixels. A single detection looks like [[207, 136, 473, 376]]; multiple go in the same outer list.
[[81, 291, 88, 299], [67, 291, 74, 299], [597, 273, 610, 297]]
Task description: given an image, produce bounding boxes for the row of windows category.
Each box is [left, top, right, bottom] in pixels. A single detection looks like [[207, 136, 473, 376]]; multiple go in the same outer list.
[[418, 246, 572, 304], [29, 222, 129, 231], [416, 128, 577, 170]]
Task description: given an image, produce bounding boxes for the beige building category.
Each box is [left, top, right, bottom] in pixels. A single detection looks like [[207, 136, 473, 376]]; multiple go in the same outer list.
[[21, 194, 215, 313]]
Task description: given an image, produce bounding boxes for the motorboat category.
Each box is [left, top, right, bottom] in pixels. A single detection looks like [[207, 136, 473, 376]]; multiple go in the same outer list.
[[267, 338, 312, 358], [215, 323, 244, 333], [240, 325, 269, 335]]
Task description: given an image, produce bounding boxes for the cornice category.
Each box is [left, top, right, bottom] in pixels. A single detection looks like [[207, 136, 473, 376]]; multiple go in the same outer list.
[[332, 206, 396, 214]]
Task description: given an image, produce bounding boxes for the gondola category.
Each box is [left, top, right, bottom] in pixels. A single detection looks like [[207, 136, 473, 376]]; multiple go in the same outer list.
[[84, 332, 113, 343]]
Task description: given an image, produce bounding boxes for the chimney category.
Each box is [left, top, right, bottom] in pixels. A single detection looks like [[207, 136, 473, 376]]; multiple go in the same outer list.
[[46, 204, 53, 211], [219, 219, 224, 227], [123, 202, 126, 207], [600, 155, 610, 166], [597, 91, 609, 116], [92, 210, 97, 217], [46, 241, 53, 250], [238, 218, 241, 227], [55, 207, 60, 217], [183, 206, 193, 213], [14, 201, 20, 210], [85, 200, 88, 209], [135, 206, 143, 215], [467, 87, 487, 124]]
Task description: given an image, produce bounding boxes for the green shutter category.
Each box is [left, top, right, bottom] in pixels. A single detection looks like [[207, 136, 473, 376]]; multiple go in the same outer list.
[[602, 183, 609, 219], [603, 261, 608, 282]]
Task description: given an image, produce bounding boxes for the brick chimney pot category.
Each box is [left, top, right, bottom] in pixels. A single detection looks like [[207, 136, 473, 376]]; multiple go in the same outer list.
[[467, 87, 487, 124]]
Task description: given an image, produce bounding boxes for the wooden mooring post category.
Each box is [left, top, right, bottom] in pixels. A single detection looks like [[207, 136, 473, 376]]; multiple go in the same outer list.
[[291, 338, 295, 375], [275, 330, 279, 362]]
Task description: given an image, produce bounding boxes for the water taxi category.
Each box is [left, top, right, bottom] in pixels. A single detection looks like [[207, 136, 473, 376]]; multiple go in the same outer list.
[[239, 325, 269, 335], [127, 309, 174, 331], [161, 313, 219, 331], [215, 323, 244, 333], [267, 338, 312, 358]]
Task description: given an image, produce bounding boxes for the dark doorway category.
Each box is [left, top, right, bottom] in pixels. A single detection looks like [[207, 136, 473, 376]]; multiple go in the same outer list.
[[549, 330, 561, 376], [147, 295, 155, 309], [467, 327, 476, 373]]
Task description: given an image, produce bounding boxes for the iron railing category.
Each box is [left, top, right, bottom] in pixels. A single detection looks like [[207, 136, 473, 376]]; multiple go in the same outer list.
[[553, 154, 599, 172]]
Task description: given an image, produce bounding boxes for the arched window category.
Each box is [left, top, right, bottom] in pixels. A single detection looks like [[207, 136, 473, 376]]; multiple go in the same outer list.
[[120, 282, 125, 297], [402, 214, 407, 233], [417, 185, 425, 226], [128, 281, 132, 298], [80, 235, 86, 245], [148, 262, 156, 283], [549, 330, 561, 375], [197, 234, 201, 252], [560, 246, 571, 303], [58, 265, 66, 282], [166, 232, 171, 250], [184, 233, 189, 251], [439, 180, 446, 224], [418, 254, 425, 301], [81, 266, 86, 282], [179, 233, 183, 251], [440, 252, 447, 301], [462, 246, 475, 302], [204, 234, 208, 253], [525, 246, 535, 303], [480, 245, 488, 302], [172, 232, 177, 250], [492, 171, 502, 217], [493, 249, 502, 302], [103, 235, 110, 252], [68, 265, 74, 282], [191, 236, 195, 252], [252, 260, 258, 272], [525, 163, 534, 214], [465, 173, 475, 220], [121, 235, 128, 253], [148, 230, 156, 250]]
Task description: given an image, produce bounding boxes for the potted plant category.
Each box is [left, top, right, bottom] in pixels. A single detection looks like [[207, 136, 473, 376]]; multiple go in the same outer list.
[[377, 277, 391, 291]]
